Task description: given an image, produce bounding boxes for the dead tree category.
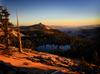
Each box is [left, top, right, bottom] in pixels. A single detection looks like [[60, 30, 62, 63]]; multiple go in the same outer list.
[[16, 11, 23, 52]]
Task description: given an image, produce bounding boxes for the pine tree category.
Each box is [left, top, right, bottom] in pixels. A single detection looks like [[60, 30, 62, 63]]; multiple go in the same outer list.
[[0, 6, 10, 49], [0, 6, 23, 52]]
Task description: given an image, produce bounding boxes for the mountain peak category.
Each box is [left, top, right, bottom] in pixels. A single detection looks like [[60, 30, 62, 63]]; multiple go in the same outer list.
[[30, 23, 51, 30]]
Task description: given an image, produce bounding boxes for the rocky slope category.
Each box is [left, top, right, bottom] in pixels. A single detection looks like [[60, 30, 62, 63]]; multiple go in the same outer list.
[[0, 47, 100, 74]]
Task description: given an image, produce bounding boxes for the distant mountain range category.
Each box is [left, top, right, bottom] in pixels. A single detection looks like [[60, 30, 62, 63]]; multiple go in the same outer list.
[[14, 23, 100, 44], [13, 23, 100, 35], [50, 24, 100, 36]]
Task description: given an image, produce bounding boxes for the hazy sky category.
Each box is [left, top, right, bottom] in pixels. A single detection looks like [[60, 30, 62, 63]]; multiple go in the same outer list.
[[1, 0, 100, 26]]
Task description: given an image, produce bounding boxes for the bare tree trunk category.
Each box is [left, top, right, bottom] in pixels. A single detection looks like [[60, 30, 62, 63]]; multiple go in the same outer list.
[[16, 11, 23, 52], [5, 22, 10, 49], [17, 31, 23, 52]]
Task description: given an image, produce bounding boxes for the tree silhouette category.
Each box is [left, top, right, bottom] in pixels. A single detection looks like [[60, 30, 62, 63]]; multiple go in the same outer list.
[[0, 6, 10, 49]]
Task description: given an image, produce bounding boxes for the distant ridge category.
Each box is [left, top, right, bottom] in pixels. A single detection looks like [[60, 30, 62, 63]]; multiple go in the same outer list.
[[29, 22, 51, 30]]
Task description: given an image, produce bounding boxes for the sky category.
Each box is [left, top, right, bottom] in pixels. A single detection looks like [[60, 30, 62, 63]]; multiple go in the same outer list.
[[0, 0, 100, 27]]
